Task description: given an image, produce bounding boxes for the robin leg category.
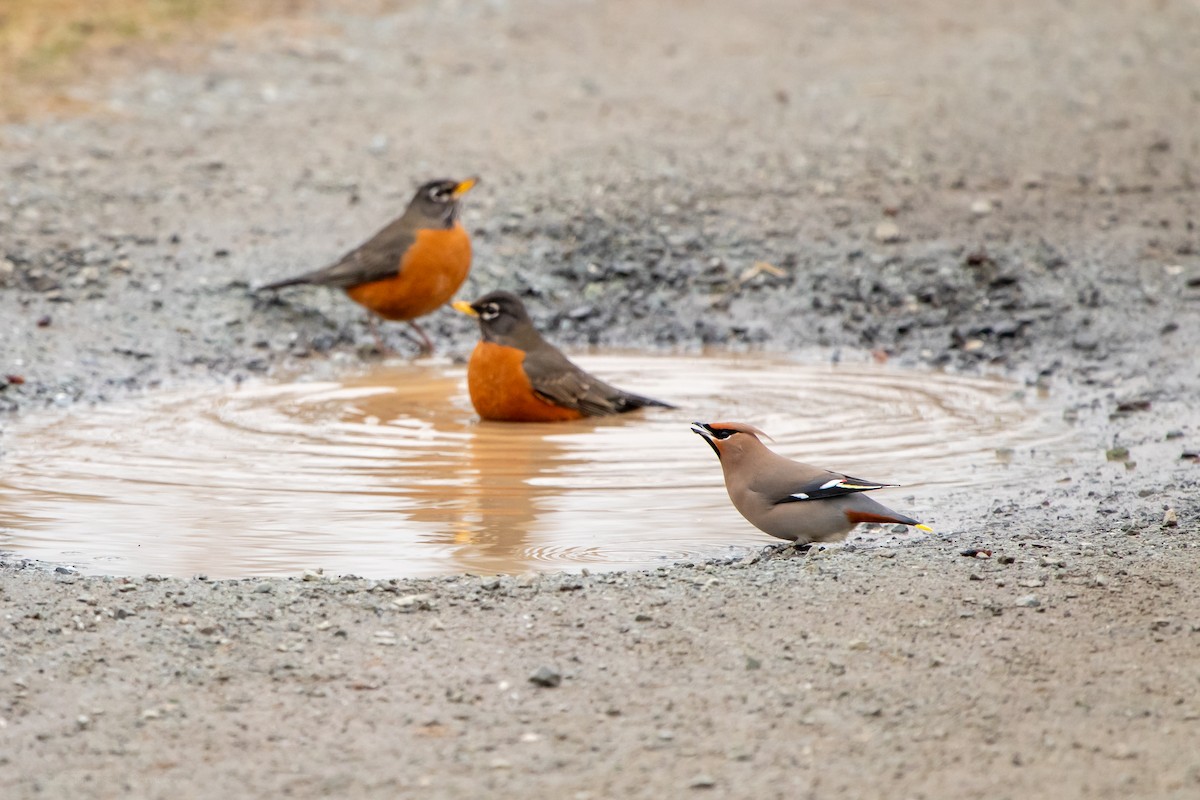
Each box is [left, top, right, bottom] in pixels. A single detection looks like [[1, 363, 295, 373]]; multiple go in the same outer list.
[[365, 313, 394, 356], [406, 320, 435, 357]]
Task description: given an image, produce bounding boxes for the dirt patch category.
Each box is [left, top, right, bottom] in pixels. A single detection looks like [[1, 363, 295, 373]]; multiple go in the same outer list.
[[1, 0, 1199, 797], [0, 0, 393, 122]]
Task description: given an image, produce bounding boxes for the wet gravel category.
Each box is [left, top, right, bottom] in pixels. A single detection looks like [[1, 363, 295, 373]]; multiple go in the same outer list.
[[2, 0, 1200, 797]]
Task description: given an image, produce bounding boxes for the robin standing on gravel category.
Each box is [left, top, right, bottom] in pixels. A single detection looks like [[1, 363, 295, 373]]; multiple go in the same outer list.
[[453, 290, 674, 422], [260, 177, 478, 355], [691, 421, 931, 544]]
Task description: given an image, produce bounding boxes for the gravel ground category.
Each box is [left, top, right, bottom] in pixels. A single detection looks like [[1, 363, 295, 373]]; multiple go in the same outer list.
[[2, 1, 1199, 797]]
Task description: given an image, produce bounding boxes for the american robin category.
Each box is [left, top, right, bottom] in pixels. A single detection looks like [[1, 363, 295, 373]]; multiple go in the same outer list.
[[691, 421, 932, 544], [453, 290, 675, 422], [260, 177, 478, 355]]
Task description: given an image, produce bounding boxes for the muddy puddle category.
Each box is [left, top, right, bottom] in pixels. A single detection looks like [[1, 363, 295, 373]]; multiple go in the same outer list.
[[0, 353, 1080, 578]]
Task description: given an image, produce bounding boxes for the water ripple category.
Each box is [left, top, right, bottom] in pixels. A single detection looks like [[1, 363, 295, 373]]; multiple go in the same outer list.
[[0, 353, 1076, 577]]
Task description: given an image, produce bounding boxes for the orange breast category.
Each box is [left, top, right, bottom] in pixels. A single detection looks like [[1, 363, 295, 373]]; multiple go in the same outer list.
[[345, 223, 471, 321], [467, 341, 584, 422]]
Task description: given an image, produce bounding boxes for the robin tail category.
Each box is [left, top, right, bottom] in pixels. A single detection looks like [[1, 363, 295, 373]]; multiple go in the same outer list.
[[614, 391, 675, 412], [258, 275, 313, 291]]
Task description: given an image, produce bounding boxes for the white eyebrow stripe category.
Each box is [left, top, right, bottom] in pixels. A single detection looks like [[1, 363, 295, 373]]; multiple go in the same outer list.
[[819, 479, 840, 490]]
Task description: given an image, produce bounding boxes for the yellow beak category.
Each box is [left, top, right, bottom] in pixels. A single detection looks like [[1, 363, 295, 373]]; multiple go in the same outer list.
[[452, 300, 478, 317], [452, 177, 479, 198]]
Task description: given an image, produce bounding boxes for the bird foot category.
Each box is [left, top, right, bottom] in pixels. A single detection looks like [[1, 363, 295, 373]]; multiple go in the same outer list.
[[363, 314, 395, 357], [401, 321, 435, 359], [770, 542, 813, 560], [363, 315, 435, 359], [738, 542, 814, 567], [357, 341, 391, 360], [394, 332, 434, 359]]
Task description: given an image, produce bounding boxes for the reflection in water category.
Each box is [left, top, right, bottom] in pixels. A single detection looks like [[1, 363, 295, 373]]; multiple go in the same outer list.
[[327, 370, 599, 574], [0, 353, 1078, 578], [452, 422, 584, 574]]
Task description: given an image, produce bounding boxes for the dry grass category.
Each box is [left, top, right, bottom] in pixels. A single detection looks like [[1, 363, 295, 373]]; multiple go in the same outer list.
[[0, 0, 310, 121]]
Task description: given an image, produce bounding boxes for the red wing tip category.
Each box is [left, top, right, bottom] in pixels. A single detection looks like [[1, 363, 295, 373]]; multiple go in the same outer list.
[[845, 511, 929, 530]]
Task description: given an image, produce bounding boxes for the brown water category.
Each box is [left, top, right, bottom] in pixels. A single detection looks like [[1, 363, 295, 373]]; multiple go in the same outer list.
[[0, 353, 1075, 578]]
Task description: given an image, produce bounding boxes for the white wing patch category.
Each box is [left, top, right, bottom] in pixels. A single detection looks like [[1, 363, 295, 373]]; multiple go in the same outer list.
[[784, 476, 894, 505]]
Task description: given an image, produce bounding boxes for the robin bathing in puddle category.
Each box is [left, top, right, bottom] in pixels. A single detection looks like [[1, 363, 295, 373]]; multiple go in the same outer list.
[[454, 290, 674, 422], [691, 421, 931, 545], [260, 177, 477, 355]]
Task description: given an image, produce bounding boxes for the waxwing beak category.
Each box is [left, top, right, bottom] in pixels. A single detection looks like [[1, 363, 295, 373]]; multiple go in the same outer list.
[[690, 422, 721, 459]]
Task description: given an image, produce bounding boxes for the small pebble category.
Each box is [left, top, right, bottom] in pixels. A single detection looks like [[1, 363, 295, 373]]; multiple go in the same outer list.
[[528, 666, 562, 688], [873, 221, 901, 243], [970, 198, 993, 216], [1110, 744, 1138, 760], [393, 593, 433, 611], [1015, 595, 1040, 608], [367, 133, 389, 155]]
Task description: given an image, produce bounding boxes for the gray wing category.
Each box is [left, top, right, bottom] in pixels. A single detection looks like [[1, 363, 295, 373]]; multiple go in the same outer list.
[[262, 217, 415, 290], [523, 347, 672, 416], [771, 471, 895, 504]]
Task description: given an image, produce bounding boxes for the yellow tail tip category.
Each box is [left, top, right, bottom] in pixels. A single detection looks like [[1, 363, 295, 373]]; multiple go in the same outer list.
[[915, 524, 933, 533]]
